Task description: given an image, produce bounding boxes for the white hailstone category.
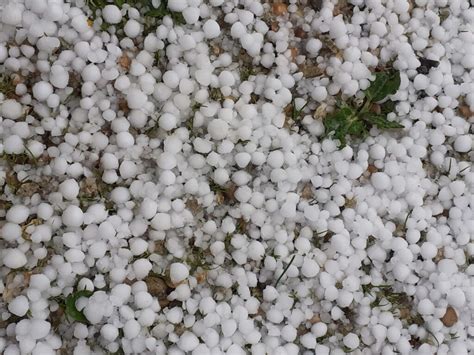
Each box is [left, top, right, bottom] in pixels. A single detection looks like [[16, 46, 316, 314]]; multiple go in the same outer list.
[[343, 333, 360, 349], [170, 263, 189, 284], [2, 4, 22, 26], [248, 241, 265, 261], [3, 134, 25, 154], [312, 86, 328, 102], [222, 319, 237, 337], [151, 212, 171, 230], [32, 81, 53, 101], [157, 152, 177, 170], [418, 299, 435, 315], [116, 132, 135, 148], [50, 65, 69, 89], [267, 150, 284, 168], [3, 249, 27, 269], [207, 119, 229, 140], [130, 239, 148, 256], [300, 333, 317, 349], [447, 288, 465, 308], [369, 144, 386, 160], [123, 319, 140, 339], [453, 135, 471, 153], [312, 322, 327, 338], [8, 295, 29, 317], [127, 88, 148, 109], [306, 39, 322, 56], [413, 74, 429, 91], [371, 172, 391, 190], [6, 205, 29, 224], [81, 64, 101, 83], [133, 259, 152, 279], [203, 20, 220, 39], [168, 0, 188, 12], [62, 205, 84, 227], [101, 153, 119, 170], [167, 307, 183, 324], [101, 324, 119, 342], [59, 179, 80, 200], [29, 319, 51, 340], [135, 291, 153, 309], [124, 19, 141, 38], [1, 99, 22, 120], [102, 5, 122, 24], [119, 161, 137, 179], [178, 332, 199, 352], [301, 258, 320, 278], [140, 198, 158, 220], [159, 113, 178, 131], [281, 325, 297, 342]]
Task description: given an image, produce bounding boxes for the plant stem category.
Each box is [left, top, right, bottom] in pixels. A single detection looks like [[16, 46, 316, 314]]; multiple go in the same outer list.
[[275, 255, 296, 287]]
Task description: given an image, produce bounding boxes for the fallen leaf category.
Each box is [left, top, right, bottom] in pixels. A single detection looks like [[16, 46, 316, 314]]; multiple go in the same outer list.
[[441, 306, 458, 327], [272, 3, 288, 16]]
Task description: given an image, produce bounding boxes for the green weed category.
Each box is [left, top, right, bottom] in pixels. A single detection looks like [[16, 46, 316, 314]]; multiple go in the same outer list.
[[324, 70, 403, 147]]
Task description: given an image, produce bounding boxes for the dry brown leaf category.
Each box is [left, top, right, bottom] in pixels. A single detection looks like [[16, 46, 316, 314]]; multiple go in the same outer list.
[[300, 183, 313, 200], [272, 3, 288, 16], [118, 54, 131, 70], [145, 275, 170, 308], [441, 306, 458, 327], [459, 105, 473, 119]]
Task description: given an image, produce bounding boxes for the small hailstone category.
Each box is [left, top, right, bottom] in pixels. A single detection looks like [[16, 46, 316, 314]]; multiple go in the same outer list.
[[124, 19, 141, 38], [343, 333, 360, 349], [207, 119, 229, 140], [168, 0, 188, 12], [4, 135, 24, 153], [418, 299, 435, 315], [413, 74, 429, 91], [300, 333, 317, 349], [32, 81, 53, 101], [306, 39, 322, 56], [170, 263, 189, 284], [222, 319, 237, 337], [157, 152, 177, 170], [100, 324, 119, 342], [371, 172, 391, 190], [203, 20, 220, 39], [81, 64, 101, 83], [127, 88, 148, 109], [248, 241, 265, 261], [133, 259, 152, 279], [62, 205, 84, 227], [1, 99, 22, 120], [301, 258, 320, 278], [8, 295, 29, 317], [159, 113, 178, 131], [3, 249, 27, 269], [59, 179, 80, 200], [2, 4, 22, 26], [453, 135, 471, 153], [29, 319, 51, 340], [116, 132, 135, 148], [102, 5, 122, 24], [123, 319, 140, 339], [6, 205, 29, 224], [178, 332, 199, 352]]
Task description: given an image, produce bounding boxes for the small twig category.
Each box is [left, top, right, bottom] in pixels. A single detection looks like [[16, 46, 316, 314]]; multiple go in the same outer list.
[[425, 328, 440, 348], [274, 255, 296, 287], [403, 209, 413, 230], [447, 158, 453, 175]]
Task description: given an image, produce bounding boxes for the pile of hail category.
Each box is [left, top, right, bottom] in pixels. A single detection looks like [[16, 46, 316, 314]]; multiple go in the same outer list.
[[0, 0, 473, 354]]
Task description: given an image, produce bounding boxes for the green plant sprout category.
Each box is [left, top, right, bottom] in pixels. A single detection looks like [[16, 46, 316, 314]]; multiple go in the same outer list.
[[324, 70, 403, 147]]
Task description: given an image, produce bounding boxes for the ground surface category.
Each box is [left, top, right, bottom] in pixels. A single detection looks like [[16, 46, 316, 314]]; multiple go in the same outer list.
[[0, 0, 473, 354]]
